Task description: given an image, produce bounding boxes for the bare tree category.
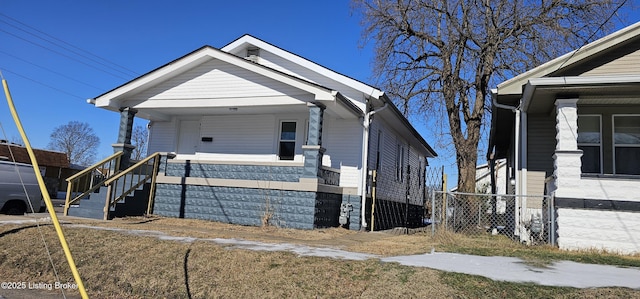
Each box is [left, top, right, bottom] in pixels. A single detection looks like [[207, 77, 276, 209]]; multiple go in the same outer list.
[[354, 0, 624, 193], [48, 121, 100, 166], [131, 124, 149, 160]]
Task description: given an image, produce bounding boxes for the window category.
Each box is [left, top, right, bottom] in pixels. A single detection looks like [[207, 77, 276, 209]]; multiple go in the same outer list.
[[577, 115, 602, 174], [278, 121, 296, 160], [613, 115, 640, 175], [375, 130, 382, 170], [396, 142, 405, 182]]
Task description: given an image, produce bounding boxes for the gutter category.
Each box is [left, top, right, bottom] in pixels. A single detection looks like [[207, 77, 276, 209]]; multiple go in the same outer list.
[[360, 100, 389, 230]]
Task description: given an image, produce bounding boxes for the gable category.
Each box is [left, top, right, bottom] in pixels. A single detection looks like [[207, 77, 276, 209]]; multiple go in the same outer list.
[[553, 36, 640, 77], [222, 35, 383, 111], [497, 22, 640, 95], [124, 58, 311, 104]]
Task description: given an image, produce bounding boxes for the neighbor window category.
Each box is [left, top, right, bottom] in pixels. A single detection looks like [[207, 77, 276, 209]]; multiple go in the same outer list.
[[577, 115, 602, 174], [613, 115, 640, 175], [279, 121, 296, 160]]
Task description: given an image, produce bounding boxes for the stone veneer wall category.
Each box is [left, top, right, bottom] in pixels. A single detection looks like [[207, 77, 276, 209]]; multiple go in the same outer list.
[[165, 162, 304, 182], [155, 184, 320, 229], [153, 159, 359, 230]]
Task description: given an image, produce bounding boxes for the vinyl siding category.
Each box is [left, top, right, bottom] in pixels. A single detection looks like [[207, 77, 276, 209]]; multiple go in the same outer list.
[[199, 114, 276, 155], [323, 117, 362, 187], [370, 118, 425, 204], [527, 114, 556, 177], [558, 38, 640, 77], [128, 59, 306, 102], [250, 50, 367, 110], [148, 119, 176, 153]]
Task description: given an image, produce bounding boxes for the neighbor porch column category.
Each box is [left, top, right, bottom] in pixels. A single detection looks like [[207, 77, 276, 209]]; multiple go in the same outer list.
[[552, 99, 583, 198], [302, 102, 325, 179], [112, 107, 137, 170]]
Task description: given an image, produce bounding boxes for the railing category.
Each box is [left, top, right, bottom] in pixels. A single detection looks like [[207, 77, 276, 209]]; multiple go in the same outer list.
[[319, 166, 340, 186], [102, 152, 161, 220], [64, 152, 123, 216]]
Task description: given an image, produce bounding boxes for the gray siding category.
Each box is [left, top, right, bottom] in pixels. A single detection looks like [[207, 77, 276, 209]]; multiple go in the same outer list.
[[558, 38, 640, 77], [527, 113, 556, 177]]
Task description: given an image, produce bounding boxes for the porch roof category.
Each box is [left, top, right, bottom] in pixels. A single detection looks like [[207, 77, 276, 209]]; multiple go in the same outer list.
[[90, 46, 364, 121], [489, 75, 640, 160]]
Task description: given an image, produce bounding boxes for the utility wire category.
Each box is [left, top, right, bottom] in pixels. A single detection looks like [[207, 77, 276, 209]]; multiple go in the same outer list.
[[0, 13, 139, 77], [0, 28, 132, 81], [0, 49, 104, 91], [556, 0, 629, 71], [0, 68, 86, 100]]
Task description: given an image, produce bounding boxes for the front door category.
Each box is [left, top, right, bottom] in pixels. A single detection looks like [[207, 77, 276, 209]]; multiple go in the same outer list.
[[177, 120, 200, 155]]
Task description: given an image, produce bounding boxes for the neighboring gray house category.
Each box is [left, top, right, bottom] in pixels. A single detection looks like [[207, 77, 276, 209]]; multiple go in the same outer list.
[[90, 35, 437, 230], [488, 22, 640, 254]]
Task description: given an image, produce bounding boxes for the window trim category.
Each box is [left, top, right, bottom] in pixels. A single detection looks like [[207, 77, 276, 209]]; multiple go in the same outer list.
[[278, 120, 297, 161], [577, 114, 603, 174], [612, 114, 640, 175]]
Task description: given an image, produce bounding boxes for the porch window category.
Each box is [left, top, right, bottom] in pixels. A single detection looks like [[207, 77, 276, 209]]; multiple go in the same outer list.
[[279, 121, 296, 160], [577, 115, 602, 174], [613, 115, 640, 175]]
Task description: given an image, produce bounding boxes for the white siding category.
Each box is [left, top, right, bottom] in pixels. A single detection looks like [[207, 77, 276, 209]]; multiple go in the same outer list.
[[253, 50, 367, 111], [199, 115, 276, 155], [148, 120, 176, 153], [128, 59, 306, 102], [527, 114, 556, 176], [370, 118, 425, 204], [323, 117, 363, 187], [557, 208, 640, 254]]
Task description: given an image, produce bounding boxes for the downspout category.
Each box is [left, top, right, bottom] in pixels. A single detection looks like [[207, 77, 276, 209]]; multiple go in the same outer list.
[[489, 89, 520, 236], [360, 101, 389, 230]]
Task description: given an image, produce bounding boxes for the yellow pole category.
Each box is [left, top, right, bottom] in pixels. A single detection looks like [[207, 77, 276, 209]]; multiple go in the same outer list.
[[2, 77, 89, 299]]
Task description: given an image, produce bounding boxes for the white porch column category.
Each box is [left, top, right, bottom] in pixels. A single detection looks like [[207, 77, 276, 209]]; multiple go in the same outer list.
[[552, 99, 583, 198]]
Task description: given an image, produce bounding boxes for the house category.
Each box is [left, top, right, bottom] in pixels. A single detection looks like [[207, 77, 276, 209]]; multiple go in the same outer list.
[[89, 35, 437, 230], [488, 22, 640, 254], [0, 140, 74, 197]]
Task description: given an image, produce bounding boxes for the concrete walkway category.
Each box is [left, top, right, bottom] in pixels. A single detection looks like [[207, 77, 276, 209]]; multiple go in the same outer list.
[[2, 217, 640, 290]]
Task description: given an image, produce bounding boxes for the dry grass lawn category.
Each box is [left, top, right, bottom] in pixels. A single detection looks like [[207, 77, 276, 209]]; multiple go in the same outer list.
[[0, 215, 639, 298]]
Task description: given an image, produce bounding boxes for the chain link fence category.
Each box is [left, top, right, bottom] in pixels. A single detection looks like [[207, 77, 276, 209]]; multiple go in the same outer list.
[[367, 165, 444, 233], [428, 191, 555, 245]]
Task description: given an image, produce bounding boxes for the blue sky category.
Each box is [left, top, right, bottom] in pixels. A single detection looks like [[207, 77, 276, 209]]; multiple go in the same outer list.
[[1, 1, 638, 188]]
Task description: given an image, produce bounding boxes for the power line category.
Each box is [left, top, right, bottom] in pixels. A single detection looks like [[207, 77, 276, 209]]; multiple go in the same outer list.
[[0, 28, 132, 81], [0, 49, 105, 91], [556, 0, 629, 71], [0, 68, 86, 100], [0, 13, 140, 77]]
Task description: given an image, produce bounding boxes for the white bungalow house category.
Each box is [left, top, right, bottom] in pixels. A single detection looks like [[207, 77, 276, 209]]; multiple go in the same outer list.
[[488, 22, 640, 254], [89, 34, 437, 230]]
